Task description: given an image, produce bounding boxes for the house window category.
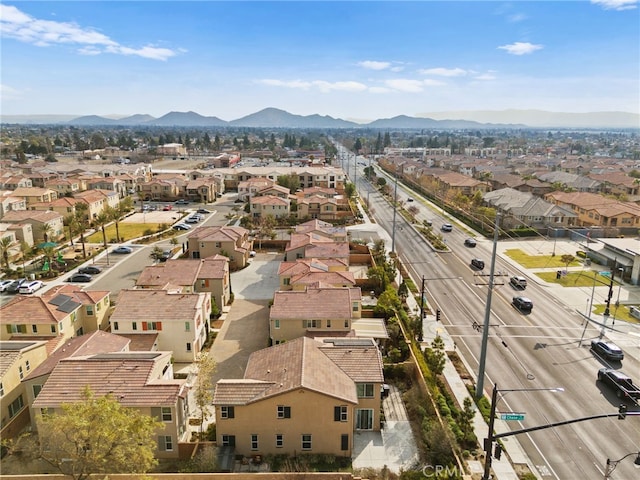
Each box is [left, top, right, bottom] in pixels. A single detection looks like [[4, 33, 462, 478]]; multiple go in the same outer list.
[[0, 382, 3, 397], [19, 366, 24, 380], [274, 319, 280, 329], [6, 324, 26, 334], [341, 434, 349, 451], [143, 322, 162, 331], [161, 407, 172, 422], [59, 321, 64, 332], [186, 342, 192, 352], [302, 319, 319, 328], [283, 278, 290, 286], [326, 319, 331, 328], [220, 406, 235, 419], [276, 434, 283, 448], [70, 311, 77, 322], [352, 302, 358, 312], [33, 384, 42, 398], [25, 360, 30, 372], [357, 384, 375, 398], [50, 325, 56, 334], [251, 434, 258, 450], [8, 395, 24, 418], [132, 322, 137, 331], [301, 434, 312, 450], [113, 321, 119, 331], [158, 435, 173, 451], [277, 406, 291, 419], [221, 435, 236, 447], [215, 242, 221, 248], [185, 322, 191, 332], [86, 305, 94, 316], [32, 325, 37, 333], [344, 319, 349, 328], [334, 405, 348, 422]]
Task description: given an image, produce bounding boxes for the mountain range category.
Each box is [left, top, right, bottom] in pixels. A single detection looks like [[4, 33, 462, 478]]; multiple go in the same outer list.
[[2, 108, 638, 129]]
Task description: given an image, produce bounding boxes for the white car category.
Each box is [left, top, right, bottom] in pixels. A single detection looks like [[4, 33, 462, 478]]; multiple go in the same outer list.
[[19, 280, 44, 294], [0, 279, 14, 292]]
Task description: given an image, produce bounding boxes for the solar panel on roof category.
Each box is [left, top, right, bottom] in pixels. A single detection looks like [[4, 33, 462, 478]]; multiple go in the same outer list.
[[48, 294, 72, 306], [57, 299, 82, 313]]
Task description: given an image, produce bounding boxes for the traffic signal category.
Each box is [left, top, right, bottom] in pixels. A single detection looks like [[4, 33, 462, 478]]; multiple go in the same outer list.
[[494, 444, 502, 460], [436, 309, 441, 322], [618, 404, 627, 420]]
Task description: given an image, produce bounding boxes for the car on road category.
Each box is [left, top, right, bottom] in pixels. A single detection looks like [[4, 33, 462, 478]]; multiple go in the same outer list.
[[68, 273, 93, 283], [464, 238, 477, 247], [197, 208, 211, 214], [173, 223, 192, 231], [591, 340, 624, 361], [407, 197, 414, 202], [0, 279, 14, 292], [510, 276, 527, 290], [512, 296, 533, 311], [6, 278, 27, 294], [112, 246, 133, 254], [441, 223, 453, 232], [160, 250, 173, 261], [79, 266, 102, 275], [174, 199, 190, 205], [19, 280, 44, 294], [471, 258, 485, 270]]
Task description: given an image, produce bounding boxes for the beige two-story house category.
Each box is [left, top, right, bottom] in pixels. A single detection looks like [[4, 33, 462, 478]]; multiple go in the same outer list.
[[186, 226, 252, 270]]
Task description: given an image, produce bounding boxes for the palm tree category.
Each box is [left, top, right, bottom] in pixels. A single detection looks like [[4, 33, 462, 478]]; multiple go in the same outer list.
[[41, 222, 53, 244], [74, 203, 90, 259], [19, 241, 31, 273], [63, 213, 78, 246], [93, 212, 110, 248], [0, 236, 14, 269]]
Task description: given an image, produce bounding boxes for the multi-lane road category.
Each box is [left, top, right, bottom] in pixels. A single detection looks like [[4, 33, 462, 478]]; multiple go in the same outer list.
[[343, 149, 639, 479]]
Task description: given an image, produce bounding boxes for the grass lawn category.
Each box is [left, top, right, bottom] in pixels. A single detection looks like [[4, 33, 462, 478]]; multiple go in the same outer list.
[[87, 223, 165, 243], [504, 249, 582, 269], [536, 270, 622, 288], [593, 304, 640, 324]]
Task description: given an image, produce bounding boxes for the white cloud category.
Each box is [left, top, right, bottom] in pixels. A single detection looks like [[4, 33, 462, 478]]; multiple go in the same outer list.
[[507, 13, 528, 22], [591, 0, 638, 11], [369, 86, 392, 94], [422, 79, 446, 86], [258, 79, 313, 89], [474, 73, 497, 81], [498, 42, 543, 55], [0, 4, 178, 61], [419, 67, 467, 77], [257, 79, 367, 93], [358, 60, 392, 70]]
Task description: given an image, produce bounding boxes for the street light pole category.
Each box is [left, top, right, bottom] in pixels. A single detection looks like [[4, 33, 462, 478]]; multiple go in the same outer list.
[[391, 167, 399, 254], [604, 451, 640, 479]]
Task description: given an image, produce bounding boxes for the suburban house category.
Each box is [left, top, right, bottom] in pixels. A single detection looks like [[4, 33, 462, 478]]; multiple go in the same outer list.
[[30, 351, 190, 459], [28, 196, 83, 219], [0, 193, 27, 219], [185, 177, 217, 203], [0, 340, 48, 439], [278, 258, 356, 291], [269, 285, 362, 344], [544, 191, 640, 229], [44, 177, 83, 197], [109, 289, 211, 363], [139, 177, 183, 201], [249, 195, 291, 220], [135, 255, 231, 311], [483, 188, 578, 229], [21, 331, 130, 430], [296, 195, 340, 221], [73, 189, 120, 219], [237, 178, 276, 201], [212, 336, 384, 458], [0, 285, 112, 345], [0, 209, 64, 243], [185, 226, 252, 270], [284, 232, 350, 263], [10, 187, 58, 206], [87, 176, 128, 198], [295, 219, 348, 242]]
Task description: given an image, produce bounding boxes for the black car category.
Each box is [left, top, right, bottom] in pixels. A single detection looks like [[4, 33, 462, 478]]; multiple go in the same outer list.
[[68, 273, 93, 283], [471, 258, 485, 270], [197, 208, 211, 214], [513, 296, 533, 311], [6, 278, 27, 294], [591, 340, 624, 361], [79, 266, 102, 275], [464, 238, 477, 247]]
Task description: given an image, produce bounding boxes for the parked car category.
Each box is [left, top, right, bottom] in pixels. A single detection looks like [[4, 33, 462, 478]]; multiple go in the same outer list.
[[0, 279, 14, 292], [512, 296, 533, 311], [160, 250, 173, 262], [407, 197, 414, 202], [19, 280, 44, 294], [112, 246, 133, 254], [471, 258, 485, 270], [174, 199, 190, 205], [184, 216, 200, 224], [464, 238, 477, 248], [197, 208, 211, 214], [173, 223, 192, 231], [162, 205, 173, 211], [68, 273, 93, 283], [6, 278, 27, 294], [79, 266, 102, 275], [591, 340, 624, 361], [249, 250, 257, 257], [441, 223, 453, 232], [510, 276, 527, 290]]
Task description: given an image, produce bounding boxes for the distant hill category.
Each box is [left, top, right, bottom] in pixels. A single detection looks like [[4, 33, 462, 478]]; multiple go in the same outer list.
[[2, 108, 638, 129], [229, 107, 358, 128]]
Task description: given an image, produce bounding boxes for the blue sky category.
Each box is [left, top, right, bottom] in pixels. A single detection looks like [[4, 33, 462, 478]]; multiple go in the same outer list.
[[1, 1, 638, 121]]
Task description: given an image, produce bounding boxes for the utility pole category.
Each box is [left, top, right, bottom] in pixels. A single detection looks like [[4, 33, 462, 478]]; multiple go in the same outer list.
[[391, 167, 398, 254], [419, 276, 426, 342], [476, 213, 501, 400]]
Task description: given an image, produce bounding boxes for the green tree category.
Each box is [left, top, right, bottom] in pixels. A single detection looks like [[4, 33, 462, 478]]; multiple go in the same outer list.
[[423, 335, 446, 375], [354, 138, 362, 153], [194, 352, 217, 437], [63, 214, 78, 246], [0, 236, 13, 269], [92, 212, 110, 248], [74, 203, 90, 259], [35, 387, 162, 480], [277, 173, 301, 194], [344, 182, 356, 199], [377, 177, 387, 188], [560, 254, 575, 269]]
